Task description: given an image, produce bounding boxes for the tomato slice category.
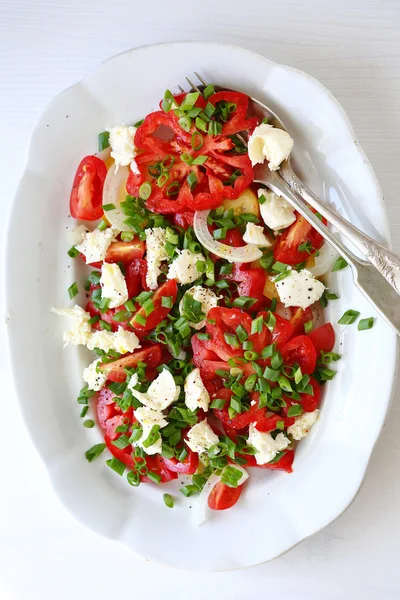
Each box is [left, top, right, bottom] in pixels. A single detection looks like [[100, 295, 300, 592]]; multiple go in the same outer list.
[[245, 449, 295, 472], [223, 264, 268, 313], [208, 481, 244, 510], [274, 214, 325, 265], [289, 307, 314, 337], [307, 323, 335, 354], [213, 389, 258, 430], [70, 155, 107, 221], [191, 334, 220, 367], [125, 258, 148, 298], [254, 411, 295, 432], [160, 449, 199, 474], [100, 345, 163, 383], [105, 240, 145, 264], [299, 377, 321, 412], [144, 455, 178, 483], [280, 335, 317, 374], [205, 307, 252, 361], [130, 279, 178, 331]]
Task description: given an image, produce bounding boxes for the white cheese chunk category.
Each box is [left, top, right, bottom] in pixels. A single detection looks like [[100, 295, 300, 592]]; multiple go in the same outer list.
[[107, 125, 138, 170], [87, 327, 140, 354], [83, 358, 108, 391], [145, 227, 169, 290], [287, 409, 320, 440], [167, 249, 205, 285], [66, 224, 89, 247], [185, 420, 219, 454], [248, 424, 290, 465], [248, 123, 294, 170], [184, 368, 210, 412], [258, 189, 296, 232], [100, 263, 128, 309], [274, 268, 325, 310], [242, 222, 271, 247], [179, 285, 221, 330], [128, 368, 180, 411], [76, 227, 119, 264], [134, 406, 168, 455], [51, 305, 92, 347]]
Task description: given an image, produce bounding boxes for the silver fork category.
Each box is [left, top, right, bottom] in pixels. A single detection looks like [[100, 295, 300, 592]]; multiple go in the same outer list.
[[184, 73, 400, 335]]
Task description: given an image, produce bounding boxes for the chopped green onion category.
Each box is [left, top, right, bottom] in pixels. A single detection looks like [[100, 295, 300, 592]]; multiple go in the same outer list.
[[103, 203, 116, 211], [121, 231, 134, 242], [178, 116, 192, 132], [358, 317, 374, 331], [83, 419, 95, 428], [163, 493, 174, 508], [106, 458, 126, 476], [139, 182, 152, 200], [180, 92, 200, 111], [112, 435, 131, 449], [232, 296, 257, 309], [98, 219, 108, 231], [263, 366, 280, 382], [195, 116, 207, 132], [304, 320, 314, 333], [68, 282, 78, 299], [338, 309, 360, 325], [332, 256, 348, 272], [221, 465, 242, 488], [230, 397, 242, 413], [133, 119, 144, 127], [236, 324, 248, 343], [261, 344, 275, 359], [208, 121, 222, 136], [157, 173, 169, 187], [80, 406, 89, 418], [197, 333, 211, 341], [134, 313, 147, 326], [287, 404, 303, 417], [147, 471, 162, 484], [187, 171, 198, 190], [271, 351, 283, 369], [162, 89, 175, 113], [244, 350, 258, 361], [270, 298, 277, 312], [224, 332, 239, 347], [85, 443, 106, 462], [191, 155, 208, 165], [98, 131, 110, 151], [203, 84, 215, 100], [244, 374, 257, 391], [251, 316, 264, 335], [278, 375, 292, 392], [161, 295, 173, 308], [161, 155, 175, 171], [210, 398, 226, 409], [127, 471, 140, 487], [67, 246, 79, 258], [191, 131, 204, 151], [242, 340, 253, 351], [166, 181, 180, 197]]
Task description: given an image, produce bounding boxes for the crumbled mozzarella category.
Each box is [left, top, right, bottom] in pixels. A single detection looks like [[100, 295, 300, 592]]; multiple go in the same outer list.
[[100, 263, 128, 308], [87, 327, 140, 354], [258, 189, 296, 232], [248, 424, 290, 465], [167, 250, 205, 285], [107, 125, 138, 170], [51, 305, 92, 346], [145, 227, 169, 290], [242, 223, 271, 247], [66, 224, 89, 247], [134, 406, 168, 455], [83, 358, 108, 391], [248, 123, 294, 170], [179, 285, 221, 330], [128, 368, 180, 411], [287, 409, 320, 440], [76, 227, 119, 264], [274, 268, 325, 310], [184, 368, 210, 412], [185, 420, 219, 454]]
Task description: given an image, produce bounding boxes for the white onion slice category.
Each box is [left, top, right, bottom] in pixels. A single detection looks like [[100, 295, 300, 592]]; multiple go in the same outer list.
[[194, 210, 263, 263], [308, 243, 339, 277], [192, 474, 221, 527], [95, 147, 111, 162], [102, 165, 131, 232]]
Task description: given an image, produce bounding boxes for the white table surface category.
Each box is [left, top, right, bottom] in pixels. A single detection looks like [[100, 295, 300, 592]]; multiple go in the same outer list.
[[1, 1, 400, 598]]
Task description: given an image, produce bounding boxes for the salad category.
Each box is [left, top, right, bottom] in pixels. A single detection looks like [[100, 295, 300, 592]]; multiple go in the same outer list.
[[53, 84, 345, 517]]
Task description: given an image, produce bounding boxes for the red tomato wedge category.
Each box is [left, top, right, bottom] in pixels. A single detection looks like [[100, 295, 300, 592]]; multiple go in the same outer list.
[[130, 279, 178, 331], [99, 345, 162, 383], [205, 307, 251, 361], [208, 481, 244, 511], [308, 323, 335, 354], [105, 240, 145, 264], [290, 307, 314, 337], [70, 155, 107, 221], [245, 450, 295, 473], [160, 450, 199, 474], [274, 214, 325, 265], [280, 335, 318, 374]]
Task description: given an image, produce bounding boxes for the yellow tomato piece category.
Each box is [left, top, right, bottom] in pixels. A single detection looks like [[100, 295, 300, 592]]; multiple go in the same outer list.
[[263, 277, 280, 300], [305, 256, 316, 268], [223, 188, 260, 217], [105, 156, 115, 171]]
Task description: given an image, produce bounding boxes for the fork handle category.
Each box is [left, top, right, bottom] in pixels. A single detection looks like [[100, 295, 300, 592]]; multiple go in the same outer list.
[[255, 168, 400, 336], [280, 163, 400, 294]]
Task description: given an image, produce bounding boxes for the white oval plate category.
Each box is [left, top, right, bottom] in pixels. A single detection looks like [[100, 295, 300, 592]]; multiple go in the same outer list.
[[5, 42, 398, 571]]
